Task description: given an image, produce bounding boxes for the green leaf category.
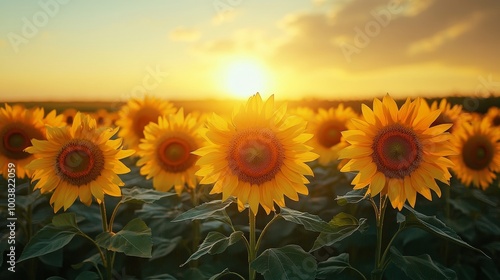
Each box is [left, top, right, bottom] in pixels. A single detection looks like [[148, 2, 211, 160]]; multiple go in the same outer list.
[[145, 274, 178, 280], [18, 224, 79, 262], [172, 198, 235, 222], [208, 268, 245, 280], [52, 212, 79, 229], [389, 247, 456, 280], [336, 189, 366, 206], [279, 207, 333, 233], [71, 253, 102, 270], [181, 231, 244, 267], [317, 253, 364, 280], [75, 271, 101, 280], [121, 186, 176, 204], [471, 189, 497, 206], [96, 218, 152, 258], [39, 248, 63, 267], [403, 205, 489, 257], [310, 213, 367, 252], [151, 237, 182, 261], [251, 245, 317, 280], [15, 189, 42, 211]]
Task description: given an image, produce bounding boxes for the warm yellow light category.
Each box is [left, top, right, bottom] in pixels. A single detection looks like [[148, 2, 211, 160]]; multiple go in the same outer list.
[[224, 59, 268, 99]]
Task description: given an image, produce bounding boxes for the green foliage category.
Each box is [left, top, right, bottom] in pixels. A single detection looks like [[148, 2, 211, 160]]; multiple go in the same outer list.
[[310, 213, 367, 252], [172, 198, 236, 222], [181, 231, 244, 266], [402, 205, 488, 257], [120, 186, 176, 204], [95, 218, 152, 258], [251, 245, 317, 280], [389, 247, 457, 280], [316, 253, 364, 280], [18, 213, 81, 262], [279, 207, 334, 233]]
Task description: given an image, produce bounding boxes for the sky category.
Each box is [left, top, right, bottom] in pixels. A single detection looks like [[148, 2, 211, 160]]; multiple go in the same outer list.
[[1, 0, 499, 102]]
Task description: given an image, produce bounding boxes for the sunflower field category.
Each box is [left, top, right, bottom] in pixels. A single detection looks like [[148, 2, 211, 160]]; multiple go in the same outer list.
[[1, 94, 500, 280]]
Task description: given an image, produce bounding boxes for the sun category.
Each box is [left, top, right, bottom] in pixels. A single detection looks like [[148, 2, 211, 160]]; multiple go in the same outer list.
[[224, 59, 268, 99]]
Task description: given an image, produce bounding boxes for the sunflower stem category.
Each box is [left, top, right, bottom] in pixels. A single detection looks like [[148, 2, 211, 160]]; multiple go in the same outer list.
[[99, 201, 109, 233], [99, 200, 114, 280], [190, 187, 201, 268], [372, 195, 388, 280], [77, 232, 107, 278], [255, 213, 281, 254], [443, 185, 451, 264], [27, 180, 35, 280], [248, 209, 257, 280], [108, 201, 122, 232]]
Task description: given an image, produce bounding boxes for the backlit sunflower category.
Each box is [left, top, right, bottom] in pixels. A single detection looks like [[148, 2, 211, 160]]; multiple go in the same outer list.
[[449, 117, 500, 190], [308, 105, 358, 165], [0, 104, 64, 179], [338, 95, 456, 210], [25, 113, 135, 212], [92, 108, 115, 128], [116, 96, 177, 150], [484, 106, 500, 127], [62, 108, 78, 125], [194, 93, 318, 215], [427, 98, 471, 132], [137, 108, 204, 195]]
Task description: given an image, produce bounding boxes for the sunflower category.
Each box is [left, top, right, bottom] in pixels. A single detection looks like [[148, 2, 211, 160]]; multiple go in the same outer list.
[[484, 106, 500, 127], [62, 108, 78, 125], [338, 95, 456, 210], [91, 108, 115, 128], [194, 93, 318, 215], [25, 113, 135, 212], [290, 106, 315, 122], [307, 105, 358, 165], [449, 117, 500, 190], [116, 96, 177, 150], [0, 104, 64, 179], [427, 98, 471, 132], [137, 108, 204, 195]]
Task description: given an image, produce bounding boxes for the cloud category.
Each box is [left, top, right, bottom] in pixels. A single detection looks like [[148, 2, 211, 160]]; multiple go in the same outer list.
[[169, 26, 200, 42], [194, 0, 500, 81], [211, 6, 239, 25], [195, 29, 271, 55], [407, 12, 483, 55], [268, 0, 500, 73]]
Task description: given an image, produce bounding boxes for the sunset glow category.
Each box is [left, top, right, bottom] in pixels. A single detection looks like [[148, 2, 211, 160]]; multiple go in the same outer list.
[[0, 1, 499, 101], [224, 59, 269, 99]]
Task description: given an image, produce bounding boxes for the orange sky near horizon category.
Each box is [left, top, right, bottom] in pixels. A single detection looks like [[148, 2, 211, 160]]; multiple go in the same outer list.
[[1, 0, 499, 102]]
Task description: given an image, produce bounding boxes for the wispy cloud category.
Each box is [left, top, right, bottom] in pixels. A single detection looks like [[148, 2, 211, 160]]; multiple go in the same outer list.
[[169, 26, 200, 42], [407, 12, 484, 55]]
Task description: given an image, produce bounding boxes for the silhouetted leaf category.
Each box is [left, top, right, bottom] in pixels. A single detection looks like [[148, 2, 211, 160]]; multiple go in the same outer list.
[[252, 245, 317, 280], [390, 247, 456, 280]]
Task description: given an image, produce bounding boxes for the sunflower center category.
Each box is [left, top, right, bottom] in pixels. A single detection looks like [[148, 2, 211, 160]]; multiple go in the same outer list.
[[157, 137, 196, 173], [317, 122, 344, 148], [372, 124, 422, 179], [493, 115, 500, 127], [462, 135, 494, 171], [56, 139, 105, 186], [1, 124, 44, 160], [66, 116, 74, 125], [228, 128, 284, 185], [133, 108, 161, 138]]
